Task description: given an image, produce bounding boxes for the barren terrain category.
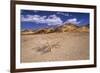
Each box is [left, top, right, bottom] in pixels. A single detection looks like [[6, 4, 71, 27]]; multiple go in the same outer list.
[[21, 32, 89, 63]]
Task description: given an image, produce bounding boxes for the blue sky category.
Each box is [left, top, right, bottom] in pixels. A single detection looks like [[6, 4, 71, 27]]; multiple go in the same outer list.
[[21, 10, 89, 30]]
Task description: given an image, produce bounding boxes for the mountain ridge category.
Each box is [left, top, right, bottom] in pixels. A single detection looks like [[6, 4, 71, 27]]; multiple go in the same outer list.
[[21, 23, 89, 35]]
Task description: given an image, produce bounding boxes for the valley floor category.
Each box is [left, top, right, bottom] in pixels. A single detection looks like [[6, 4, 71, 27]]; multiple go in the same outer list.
[[21, 32, 89, 63]]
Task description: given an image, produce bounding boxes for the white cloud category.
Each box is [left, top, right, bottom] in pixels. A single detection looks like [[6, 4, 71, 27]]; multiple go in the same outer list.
[[57, 12, 71, 16], [21, 15, 41, 22], [64, 18, 80, 24], [46, 15, 63, 25], [21, 14, 63, 26], [33, 10, 39, 13]]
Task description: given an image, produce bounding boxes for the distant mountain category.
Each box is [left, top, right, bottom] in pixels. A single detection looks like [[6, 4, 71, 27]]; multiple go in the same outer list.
[[77, 26, 89, 32], [55, 23, 79, 32], [85, 24, 89, 28], [21, 23, 89, 35]]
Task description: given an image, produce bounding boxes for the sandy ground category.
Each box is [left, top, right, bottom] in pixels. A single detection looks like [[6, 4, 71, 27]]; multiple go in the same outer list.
[[21, 32, 89, 63]]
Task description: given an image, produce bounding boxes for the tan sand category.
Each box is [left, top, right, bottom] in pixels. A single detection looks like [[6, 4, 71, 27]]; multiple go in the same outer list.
[[21, 32, 89, 63]]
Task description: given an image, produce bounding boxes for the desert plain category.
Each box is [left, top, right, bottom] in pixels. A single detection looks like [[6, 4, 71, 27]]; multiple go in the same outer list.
[[21, 31, 89, 63]]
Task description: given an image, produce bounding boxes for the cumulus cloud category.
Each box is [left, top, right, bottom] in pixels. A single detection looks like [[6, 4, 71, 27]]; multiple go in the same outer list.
[[21, 15, 43, 23], [21, 14, 63, 26], [64, 18, 80, 24], [46, 15, 63, 25]]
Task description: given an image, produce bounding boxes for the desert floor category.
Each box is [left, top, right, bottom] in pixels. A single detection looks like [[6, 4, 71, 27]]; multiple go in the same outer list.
[[21, 32, 89, 63]]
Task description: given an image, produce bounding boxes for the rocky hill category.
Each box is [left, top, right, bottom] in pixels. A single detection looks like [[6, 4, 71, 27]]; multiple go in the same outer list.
[[21, 23, 89, 35]]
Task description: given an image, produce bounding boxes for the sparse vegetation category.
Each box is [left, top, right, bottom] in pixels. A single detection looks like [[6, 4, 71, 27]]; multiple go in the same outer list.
[[21, 32, 89, 62]]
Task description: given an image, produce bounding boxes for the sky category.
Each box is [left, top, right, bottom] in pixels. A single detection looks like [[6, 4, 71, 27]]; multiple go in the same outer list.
[[21, 10, 90, 30]]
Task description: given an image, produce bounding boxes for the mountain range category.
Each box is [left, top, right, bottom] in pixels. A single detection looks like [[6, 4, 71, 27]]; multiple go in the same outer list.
[[21, 23, 89, 35]]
